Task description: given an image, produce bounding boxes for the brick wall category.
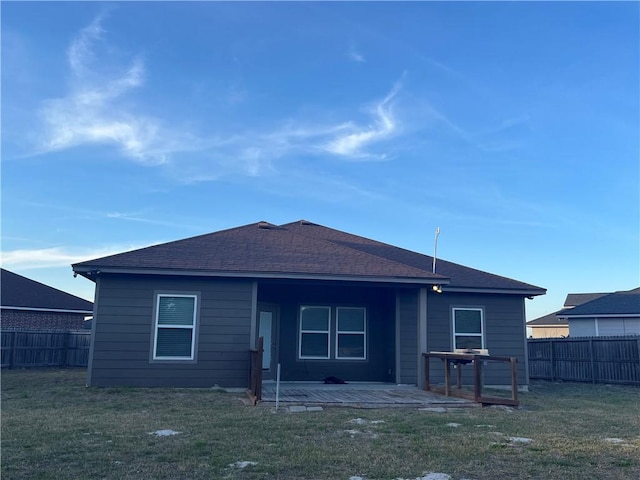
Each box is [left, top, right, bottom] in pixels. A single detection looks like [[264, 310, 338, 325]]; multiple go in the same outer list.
[[0, 309, 90, 330]]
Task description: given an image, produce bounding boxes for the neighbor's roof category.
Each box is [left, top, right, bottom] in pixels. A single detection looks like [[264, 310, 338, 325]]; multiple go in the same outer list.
[[73, 220, 545, 295], [557, 288, 640, 318], [564, 292, 608, 308], [528, 291, 613, 326], [527, 310, 569, 326], [1, 268, 93, 313]]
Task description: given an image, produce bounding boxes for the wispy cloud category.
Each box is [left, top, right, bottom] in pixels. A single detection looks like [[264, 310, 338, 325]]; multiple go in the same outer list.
[[347, 43, 365, 63], [37, 13, 171, 165], [323, 81, 401, 159], [35, 13, 407, 179], [1, 244, 149, 270], [105, 211, 202, 229]]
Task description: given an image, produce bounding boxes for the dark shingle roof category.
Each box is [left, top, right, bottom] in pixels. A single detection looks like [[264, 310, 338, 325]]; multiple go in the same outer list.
[[73, 220, 545, 294], [282, 221, 543, 291], [1, 269, 93, 312], [527, 310, 569, 326], [528, 291, 616, 325], [558, 288, 640, 317], [564, 292, 608, 308]]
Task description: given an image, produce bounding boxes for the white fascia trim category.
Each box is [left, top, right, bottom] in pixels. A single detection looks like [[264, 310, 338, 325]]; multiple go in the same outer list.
[[1, 306, 93, 314], [73, 267, 450, 286], [557, 314, 640, 319]]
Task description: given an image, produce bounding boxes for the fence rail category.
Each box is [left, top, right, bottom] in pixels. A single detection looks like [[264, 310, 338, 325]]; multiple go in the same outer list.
[[528, 335, 640, 385], [1, 330, 91, 368]]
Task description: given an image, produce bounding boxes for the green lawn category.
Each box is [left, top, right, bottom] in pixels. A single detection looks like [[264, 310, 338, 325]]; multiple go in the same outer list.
[[2, 369, 639, 479]]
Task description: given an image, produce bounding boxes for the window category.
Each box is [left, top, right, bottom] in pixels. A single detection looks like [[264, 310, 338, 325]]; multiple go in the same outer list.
[[299, 306, 331, 359], [452, 308, 484, 350], [299, 305, 367, 360], [153, 294, 197, 360], [336, 307, 366, 359]]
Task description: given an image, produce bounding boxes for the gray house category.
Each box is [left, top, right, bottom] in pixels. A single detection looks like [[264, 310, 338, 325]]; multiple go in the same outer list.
[[557, 288, 640, 337], [526, 292, 608, 338], [72, 220, 545, 389]]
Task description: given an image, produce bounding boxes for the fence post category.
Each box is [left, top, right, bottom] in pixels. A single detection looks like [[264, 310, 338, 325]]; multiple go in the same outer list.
[[62, 332, 70, 367], [549, 339, 555, 381], [10, 331, 18, 369], [589, 338, 596, 384]]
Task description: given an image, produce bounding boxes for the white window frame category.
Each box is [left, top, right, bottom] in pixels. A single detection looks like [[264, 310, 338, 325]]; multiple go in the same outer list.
[[153, 294, 198, 361], [299, 306, 331, 360], [335, 307, 367, 360], [452, 307, 485, 350]]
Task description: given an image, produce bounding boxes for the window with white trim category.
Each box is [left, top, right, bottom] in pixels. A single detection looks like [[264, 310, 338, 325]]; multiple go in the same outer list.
[[336, 307, 366, 359], [299, 306, 331, 359], [299, 305, 367, 360], [153, 294, 197, 360], [452, 307, 484, 350]]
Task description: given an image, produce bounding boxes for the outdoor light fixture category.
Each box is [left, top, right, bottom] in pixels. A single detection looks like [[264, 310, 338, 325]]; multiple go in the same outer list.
[[432, 285, 443, 294]]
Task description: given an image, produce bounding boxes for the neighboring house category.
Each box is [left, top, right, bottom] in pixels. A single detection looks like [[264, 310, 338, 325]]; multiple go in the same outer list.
[[1, 268, 94, 330], [526, 311, 569, 339], [557, 288, 640, 337], [527, 292, 608, 338], [72, 220, 545, 389]]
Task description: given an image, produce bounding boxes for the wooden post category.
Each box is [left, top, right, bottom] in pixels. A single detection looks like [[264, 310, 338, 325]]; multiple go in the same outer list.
[[549, 339, 555, 381], [589, 338, 596, 384], [62, 332, 70, 367], [11, 331, 18, 369], [473, 358, 482, 402], [510, 357, 518, 403], [444, 359, 451, 396], [255, 336, 263, 401], [248, 336, 264, 405]]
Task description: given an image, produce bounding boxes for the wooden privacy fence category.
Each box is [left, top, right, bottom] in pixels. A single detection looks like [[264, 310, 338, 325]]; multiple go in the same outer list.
[[1, 330, 91, 368], [528, 335, 640, 385]]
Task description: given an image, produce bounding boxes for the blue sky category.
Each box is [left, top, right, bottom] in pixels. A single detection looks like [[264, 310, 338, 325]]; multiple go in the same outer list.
[[2, 2, 638, 322]]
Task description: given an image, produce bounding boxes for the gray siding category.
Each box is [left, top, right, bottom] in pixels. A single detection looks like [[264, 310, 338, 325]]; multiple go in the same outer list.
[[426, 292, 528, 387], [258, 282, 395, 382], [569, 319, 597, 337], [397, 289, 418, 385], [89, 274, 253, 388], [570, 316, 640, 337]]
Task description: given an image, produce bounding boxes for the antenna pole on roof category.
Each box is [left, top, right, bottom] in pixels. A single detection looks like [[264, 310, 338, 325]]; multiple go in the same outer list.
[[432, 227, 441, 274]]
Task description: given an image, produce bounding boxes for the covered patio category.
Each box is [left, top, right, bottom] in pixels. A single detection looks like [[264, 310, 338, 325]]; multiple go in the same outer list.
[[259, 382, 478, 408]]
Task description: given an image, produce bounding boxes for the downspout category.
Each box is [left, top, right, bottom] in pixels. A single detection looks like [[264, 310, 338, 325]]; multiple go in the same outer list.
[[86, 275, 100, 387], [250, 281, 258, 348], [521, 297, 530, 390], [395, 290, 401, 384]]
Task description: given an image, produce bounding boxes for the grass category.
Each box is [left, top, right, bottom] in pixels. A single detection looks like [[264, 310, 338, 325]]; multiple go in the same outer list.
[[2, 369, 639, 479]]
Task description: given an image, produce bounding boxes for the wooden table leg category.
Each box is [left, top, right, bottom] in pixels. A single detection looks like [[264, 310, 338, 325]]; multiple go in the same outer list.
[[473, 359, 482, 402], [444, 359, 451, 396]]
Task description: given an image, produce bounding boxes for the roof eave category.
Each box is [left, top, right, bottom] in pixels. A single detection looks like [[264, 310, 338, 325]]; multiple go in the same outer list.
[[557, 313, 640, 319], [72, 265, 451, 286], [442, 286, 546, 297]]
